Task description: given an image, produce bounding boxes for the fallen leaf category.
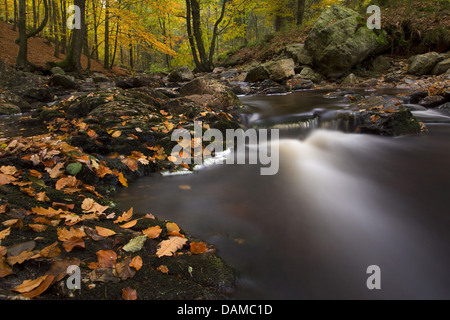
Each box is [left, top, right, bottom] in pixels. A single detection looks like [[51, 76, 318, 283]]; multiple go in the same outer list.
[[0, 257, 13, 278], [156, 236, 187, 258], [111, 131, 122, 138], [122, 235, 147, 253], [0, 227, 11, 241], [190, 242, 207, 254], [118, 172, 128, 187], [95, 226, 117, 237], [63, 236, 85, 252], [120, 220, 137, 229], [122, 287, 137, 300], [0, 173, 17, 185], [46, 162, 65, 179], [31, 206, 63, 217], [96, 250, 117, 268], [22, 275, 55, 298], [142, 226, 162, 239], [57, 227, 86, 242], [7, 250, 35, 265], [115, 258, 136, 280], [26, 224, 48, 232], [179, 185, 191, 190], [0, 165, 17, 175], [55, 176, 77, 190], [13, 275, 48, 293], [129, 256, 143, 271], [156, 265, 169, 274], [115, 207, 133, 224], [39, 242, 61, 258], [122, 158, 138, 171]]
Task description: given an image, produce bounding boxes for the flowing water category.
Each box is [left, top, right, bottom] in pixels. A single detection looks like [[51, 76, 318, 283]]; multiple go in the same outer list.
[[115, 90, 450, 299]]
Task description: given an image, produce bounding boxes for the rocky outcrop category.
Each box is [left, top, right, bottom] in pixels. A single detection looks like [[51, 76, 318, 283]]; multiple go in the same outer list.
[[305, 5, 389, 78], [432, 58, 450, 75], [284, 44, 313, 66], [263, 59, 295, 82], [244, 66, 270, 83]]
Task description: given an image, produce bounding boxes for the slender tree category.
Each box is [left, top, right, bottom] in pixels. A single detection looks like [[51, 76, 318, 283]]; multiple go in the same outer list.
[[57, 0, 86, 72], [16, 0, 27, 67]]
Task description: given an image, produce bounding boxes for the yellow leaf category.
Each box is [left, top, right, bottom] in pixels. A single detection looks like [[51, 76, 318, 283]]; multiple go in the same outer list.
[[112, 131, 122, 138], [115, 207, 133, 224], [57, 227, 86, 242], [120, 220, 137, 229], [118, 172, 128, 187]]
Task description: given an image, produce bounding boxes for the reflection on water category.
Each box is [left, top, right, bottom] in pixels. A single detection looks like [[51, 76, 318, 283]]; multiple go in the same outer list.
[[115, 91, 450, 299]]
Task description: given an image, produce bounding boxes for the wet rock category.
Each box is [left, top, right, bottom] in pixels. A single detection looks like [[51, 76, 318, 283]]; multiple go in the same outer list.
[[116, 76, 164, 89], [286, 78, 314, 90], [305, 5, 389, 77], [418, 95, 446, 108], [24, 88, 54, 103], [179, 78, 214, 96], [299, 67, 322, 83], [48, 74, 78, 89], [0, 103, 21, 115], [437, 102, 450, 111], [168, 65, 194, 82], [92, 72, 110, 83], [408, 52, 446, 75], [244, 66, 270, 83], [0, 90, 32, 112], [408, 90, 428, 104]]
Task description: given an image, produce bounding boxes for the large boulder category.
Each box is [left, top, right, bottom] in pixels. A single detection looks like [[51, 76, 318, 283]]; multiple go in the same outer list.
[[299, 67, 322, 83], [305, 5, 389, 78], [432, 58, 450, 75], [408, 52, 446, 75], [48, 74, 78, 89], [168, 65, 194, 82], [263, 59, 295, 82], [0, 103, 21, 115]]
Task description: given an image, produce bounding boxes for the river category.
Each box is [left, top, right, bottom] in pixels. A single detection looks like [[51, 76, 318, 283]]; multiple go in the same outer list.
[[115, 89, 450, 299]]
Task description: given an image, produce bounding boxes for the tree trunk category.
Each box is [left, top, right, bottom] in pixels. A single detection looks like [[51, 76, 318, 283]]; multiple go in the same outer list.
[[52, 0, 60, 58], [58, 0, 86, 72], [60, 0, 67, 53], [32, 0, 37, 29], [296, 0, 305, 26], [4, 0, 8, 23], [104, 0, 110, 69], [13, 0, 18, 31], [16, 0, 27, 68]]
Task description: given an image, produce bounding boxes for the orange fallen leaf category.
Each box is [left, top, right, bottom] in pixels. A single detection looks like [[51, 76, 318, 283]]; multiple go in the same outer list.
[[0, 173, 17, 186], [156, 236, 187, 258], [31, 206, 63, 217], [55, 176, 77, 190], [0, 227, 11, 241], [0, 165, 17, 175], [190, 242, 207, 254], [7, 250, 35, 266], [129, 256, 143, 271], [26, 224, 48, 232], [13, 275, 48, 293], [115, 207, 133, 224], [0, 257, 13, 278], [156, 265, 169, 274], [118, 172, 128, 187], [120, 220, 137, 229], [95, 226, 117, 237], [142, 226, 162, 239]]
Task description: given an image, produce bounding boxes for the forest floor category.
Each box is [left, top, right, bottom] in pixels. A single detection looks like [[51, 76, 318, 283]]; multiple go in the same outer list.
[[0, 21, 127, 76]]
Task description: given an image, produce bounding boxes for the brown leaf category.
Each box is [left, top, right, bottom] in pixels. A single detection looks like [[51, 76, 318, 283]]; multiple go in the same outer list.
[[39, 242, 61, 258], [48, 257, 80, 282], [0, 165, 17, 175], [35, 192, 50, 202], [0, 227, 11, 241], [142, 226, 162, 239], [115, 258, 136, 280], [31, 206, 63, 217], [22, 275, 55, 298], [96, 250, 117, 268], [121, 158, 138, 172], [122, 287, 137, 300], [156, 236, 187, 258], [52, 202, 75, 211], [95, 165, 113, 178], [63, 236, 85, 252], [46, 162, 65, 179], [118, 172, 128, 187]]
